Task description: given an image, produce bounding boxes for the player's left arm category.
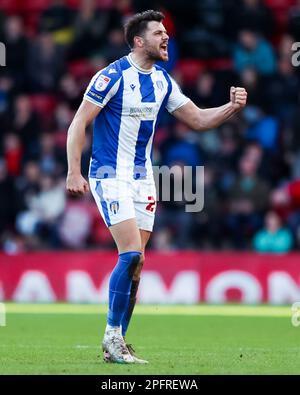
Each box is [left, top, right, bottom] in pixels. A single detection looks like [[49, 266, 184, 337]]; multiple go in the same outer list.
[[172, 87, 247, 131]]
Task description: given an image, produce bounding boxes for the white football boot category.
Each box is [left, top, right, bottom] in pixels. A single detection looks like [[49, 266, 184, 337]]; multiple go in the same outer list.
[[103, 339, 148, 364], [126, 343, 149, 364], [102, 330, 135, 364]]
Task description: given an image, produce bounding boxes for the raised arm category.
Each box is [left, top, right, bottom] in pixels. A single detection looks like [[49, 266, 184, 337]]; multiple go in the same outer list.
[[66, 99, 101, 195], [172, 87, 247, 131]]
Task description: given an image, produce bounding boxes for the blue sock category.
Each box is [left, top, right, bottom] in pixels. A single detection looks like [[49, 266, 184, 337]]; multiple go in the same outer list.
[[107, 251, 141, 327]]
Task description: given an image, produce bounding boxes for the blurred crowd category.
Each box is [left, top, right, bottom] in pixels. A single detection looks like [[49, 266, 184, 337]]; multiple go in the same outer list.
[[1, 0, 300, 253]]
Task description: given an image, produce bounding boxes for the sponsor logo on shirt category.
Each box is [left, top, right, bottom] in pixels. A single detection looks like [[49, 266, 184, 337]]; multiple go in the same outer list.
[[129, 106, 154, 117], [87, 91, 104, 102]]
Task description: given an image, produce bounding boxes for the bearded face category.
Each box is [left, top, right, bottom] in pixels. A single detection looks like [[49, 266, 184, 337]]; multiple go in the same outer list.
[[140, 21, 169, 62]]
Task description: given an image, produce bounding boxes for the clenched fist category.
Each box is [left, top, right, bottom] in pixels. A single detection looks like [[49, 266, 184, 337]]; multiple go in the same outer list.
[[66, 173, 89, 196], [230, 86, 247, 111]]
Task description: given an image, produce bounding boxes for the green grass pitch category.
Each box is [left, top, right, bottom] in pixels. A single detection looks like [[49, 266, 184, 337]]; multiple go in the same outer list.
[[1, 304, 300, 375]]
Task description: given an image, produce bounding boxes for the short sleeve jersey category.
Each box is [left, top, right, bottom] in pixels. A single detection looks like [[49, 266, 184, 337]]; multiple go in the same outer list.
[[84, 53, 190, 180]]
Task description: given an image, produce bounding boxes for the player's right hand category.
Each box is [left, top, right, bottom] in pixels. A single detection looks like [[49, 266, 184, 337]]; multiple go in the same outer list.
[[66, 173, 89, 196]]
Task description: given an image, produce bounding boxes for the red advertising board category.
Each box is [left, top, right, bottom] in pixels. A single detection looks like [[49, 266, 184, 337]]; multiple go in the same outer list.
[[1, 251, 300, 304]]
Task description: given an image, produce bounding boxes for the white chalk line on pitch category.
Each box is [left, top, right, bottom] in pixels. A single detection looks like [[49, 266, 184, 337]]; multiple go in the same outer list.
[[0, 344, 99, 349], [1, 303, 293, 317]]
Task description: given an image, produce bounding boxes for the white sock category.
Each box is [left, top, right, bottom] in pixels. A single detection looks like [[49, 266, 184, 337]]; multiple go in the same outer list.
[[105, 324, 121, 335]]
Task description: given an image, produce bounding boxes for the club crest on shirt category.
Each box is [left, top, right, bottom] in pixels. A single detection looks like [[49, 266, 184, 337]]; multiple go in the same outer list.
[[95, 75, 111, 91], [110, 200, 119, 214], [156, 80, 164, 90]]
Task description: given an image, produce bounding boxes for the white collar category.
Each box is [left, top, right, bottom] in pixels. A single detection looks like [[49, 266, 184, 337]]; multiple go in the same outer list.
[[127, 53, 154, 74]]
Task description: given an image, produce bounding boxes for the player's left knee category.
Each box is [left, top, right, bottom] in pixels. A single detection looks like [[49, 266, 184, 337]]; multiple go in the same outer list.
[[133, 253, 145, 280]]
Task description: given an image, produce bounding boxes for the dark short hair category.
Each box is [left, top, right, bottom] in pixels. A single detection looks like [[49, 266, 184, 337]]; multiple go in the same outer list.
[[124, 10, 165, 49]]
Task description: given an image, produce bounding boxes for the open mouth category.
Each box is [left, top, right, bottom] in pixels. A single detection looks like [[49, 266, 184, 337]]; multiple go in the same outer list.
[[160, 44, 168, 53]]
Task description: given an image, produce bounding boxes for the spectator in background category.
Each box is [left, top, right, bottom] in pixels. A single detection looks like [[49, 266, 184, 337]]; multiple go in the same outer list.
[[16, 174, 66, 248], [185, 71, 221, 109], [54, 101, 74, 132], [288, 0, 300, 41], [233, 29, 276, 75], [94, 28, 129, 65], [2, 16, 28, 89], [154, 164, 195, 250], [264, 57, 299, 123], [113, 0, 133, 23], [0, 75, 13, 117], [241, 142, 281, 186], [71, 0, 111, 59], [59, 74, 82, 110], [0, 159, 17, 234], [160, 121, 203, 168], [271, 180, 300, 249], [10, 95, 41, 160], [289, 101, 300, 155], [0, 10, 6, 39], [192, 166, 224, 249], [239, 68, 265, 109], [27, 32, 65, 93], [58, 194, 94, 249], [253, 211, 293, 253], [39, 0, 74, 45], [291, 151, 300, 181], [3, 133, 23, 177], [52, 102, 77, 173], [226, 154, 270, 248], [15, 161, 41, 214], [215, 123, 243, 193], [277, 34, 294, 60], [1, 232, 25, 255], [38, 133, 65, 176], [230, 0, 275, 39], [151, 227, 173, 251], [243, 106, 279, 152]]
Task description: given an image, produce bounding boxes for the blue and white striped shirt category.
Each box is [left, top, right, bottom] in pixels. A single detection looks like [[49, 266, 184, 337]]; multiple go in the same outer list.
[[84, 53, 189, 180]]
